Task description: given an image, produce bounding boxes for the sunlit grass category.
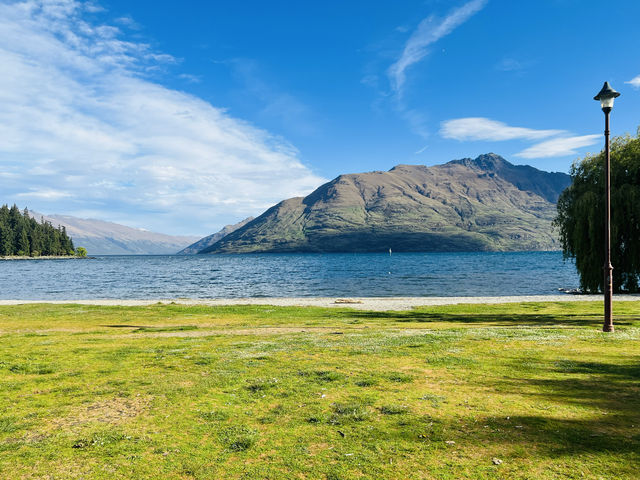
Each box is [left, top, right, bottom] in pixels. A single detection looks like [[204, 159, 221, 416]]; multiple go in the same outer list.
[[0, 301, 639, 479]]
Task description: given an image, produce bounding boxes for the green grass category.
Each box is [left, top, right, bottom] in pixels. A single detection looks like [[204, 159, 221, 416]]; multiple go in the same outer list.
[[0, 301, 639, 479]]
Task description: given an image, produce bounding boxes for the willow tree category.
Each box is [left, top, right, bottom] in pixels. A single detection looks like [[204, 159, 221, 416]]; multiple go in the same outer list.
[[555, 130, 640, 293]]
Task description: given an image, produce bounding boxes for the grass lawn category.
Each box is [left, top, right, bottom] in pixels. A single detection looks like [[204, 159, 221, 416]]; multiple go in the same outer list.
[[0, 301, 639, 479]]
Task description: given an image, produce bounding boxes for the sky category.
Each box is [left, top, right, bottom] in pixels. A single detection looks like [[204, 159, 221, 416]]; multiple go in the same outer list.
[[1, 0, 640, 237]]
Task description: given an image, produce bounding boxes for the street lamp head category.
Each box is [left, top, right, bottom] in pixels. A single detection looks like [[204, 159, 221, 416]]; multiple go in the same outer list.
[[594, 81, 620, 111]]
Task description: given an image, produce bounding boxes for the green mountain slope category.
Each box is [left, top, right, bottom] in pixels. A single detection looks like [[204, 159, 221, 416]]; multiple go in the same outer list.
[[200, 154, 571, 254], [177, 217, 254, 254]]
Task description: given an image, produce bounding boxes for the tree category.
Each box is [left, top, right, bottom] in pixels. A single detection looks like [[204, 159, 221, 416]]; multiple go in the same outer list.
[[555, 130, 640, 293], [0, 205, 76, 257], [61, 226, 74, 254], [8, 204, 21, 249], [75, 247, 87, 257], [0, 223, 12, 255], [0, 205, 11, 255], [17, 227, 30, 256]]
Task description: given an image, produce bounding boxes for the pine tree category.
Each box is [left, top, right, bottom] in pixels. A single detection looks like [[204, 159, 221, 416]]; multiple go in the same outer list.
[[8, 205, 21, 249], [0, 204, 76, 257], [0, 223, 12, 255], [0, 205, 10, 255], [18, 228, 30, 256]]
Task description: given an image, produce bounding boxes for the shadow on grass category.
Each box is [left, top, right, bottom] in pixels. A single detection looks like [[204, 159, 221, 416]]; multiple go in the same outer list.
[[458, 414, 640, 456], [459, 357, 640, 457], [348, 311, 639, 327], [500, 358, 640, 412], [552, 359, 640, 378], [100, 325, 198, 332], [367, 358, 640, 458], [101, 325, 148, 328]]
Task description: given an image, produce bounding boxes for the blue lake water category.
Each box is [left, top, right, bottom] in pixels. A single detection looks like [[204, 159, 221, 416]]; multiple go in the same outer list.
[[0, 252, 579, 300]]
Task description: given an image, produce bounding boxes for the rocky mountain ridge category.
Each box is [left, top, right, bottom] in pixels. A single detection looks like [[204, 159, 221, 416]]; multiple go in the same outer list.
[[199, 154, 571, 254]]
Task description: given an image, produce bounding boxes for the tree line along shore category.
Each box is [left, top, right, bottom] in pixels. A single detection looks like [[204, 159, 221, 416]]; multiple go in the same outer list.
[[0, 204, 80, 258]]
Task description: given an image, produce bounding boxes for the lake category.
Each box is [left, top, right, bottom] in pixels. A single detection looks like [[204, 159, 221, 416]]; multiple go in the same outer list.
[[0, 252, 580, 300]]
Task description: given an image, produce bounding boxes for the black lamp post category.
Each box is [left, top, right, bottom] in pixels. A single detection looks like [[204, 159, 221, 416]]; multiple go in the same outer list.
[[593, 81, 620, 333]]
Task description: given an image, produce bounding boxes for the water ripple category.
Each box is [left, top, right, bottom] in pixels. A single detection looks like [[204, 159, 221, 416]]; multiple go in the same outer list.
[[0, 252, 579, 300]]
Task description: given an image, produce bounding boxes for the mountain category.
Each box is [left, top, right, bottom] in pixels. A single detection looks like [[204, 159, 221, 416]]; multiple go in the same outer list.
[[200, 154, 571, 254], [177, 217, 255, 254], [32, 213, 199, 255]]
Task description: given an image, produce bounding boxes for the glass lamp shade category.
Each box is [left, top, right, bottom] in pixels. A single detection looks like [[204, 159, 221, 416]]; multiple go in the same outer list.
[[600, 96, 615, 109], [594, 82, 620, 110]]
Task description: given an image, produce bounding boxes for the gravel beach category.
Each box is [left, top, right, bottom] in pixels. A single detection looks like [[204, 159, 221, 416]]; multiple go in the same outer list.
[[1, 295, 639, 311]]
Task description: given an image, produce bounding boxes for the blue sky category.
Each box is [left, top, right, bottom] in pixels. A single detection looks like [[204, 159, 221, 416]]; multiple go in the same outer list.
[[1, 0, 639, 236]]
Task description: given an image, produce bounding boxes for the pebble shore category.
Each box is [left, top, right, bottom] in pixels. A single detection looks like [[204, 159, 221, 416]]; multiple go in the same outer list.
[[1, 295, 639, 311]]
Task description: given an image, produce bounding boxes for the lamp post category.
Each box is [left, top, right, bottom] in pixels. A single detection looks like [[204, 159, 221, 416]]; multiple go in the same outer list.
[[593, 81, 620, 333]]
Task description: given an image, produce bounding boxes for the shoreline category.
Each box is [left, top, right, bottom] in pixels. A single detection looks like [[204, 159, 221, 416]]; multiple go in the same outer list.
[[0, 255, 84, 261], [1, 294, 639, 311]]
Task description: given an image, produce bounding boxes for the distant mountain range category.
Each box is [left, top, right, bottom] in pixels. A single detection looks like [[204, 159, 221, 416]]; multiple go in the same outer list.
[[32, 213, 199, 255], [198, 154, 571, 254], [177, 217, 254, 254], [24, 153, 571, 255]]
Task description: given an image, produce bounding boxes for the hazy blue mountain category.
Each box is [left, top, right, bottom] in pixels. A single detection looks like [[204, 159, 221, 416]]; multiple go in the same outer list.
[[200, 154, 571, 254], [177, 217, 255, 254], [32, 213, 199, 255]]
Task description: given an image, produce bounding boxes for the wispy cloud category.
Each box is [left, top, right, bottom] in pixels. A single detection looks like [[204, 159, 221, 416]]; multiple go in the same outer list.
[[401, 109, 430, 139], [441, 117, 600, 159], [16, 189, 73, 200], [114, 15, 139, 29], [414, 145, 428, 155], [178, 73, 202, 83], [495, 58, 522, 72], [0, 0, 325, 235], [626, 75, 640, 88], [515, 135, 601, 159], [381, 0, 487, 141], [495, 57, 533, 73], [441, 118, 564, 141], [388, 0, 487, 95], [227, 58, 319, 137]]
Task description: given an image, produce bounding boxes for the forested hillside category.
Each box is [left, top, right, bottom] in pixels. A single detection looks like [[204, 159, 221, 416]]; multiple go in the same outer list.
[[0, 204, 74, 256]]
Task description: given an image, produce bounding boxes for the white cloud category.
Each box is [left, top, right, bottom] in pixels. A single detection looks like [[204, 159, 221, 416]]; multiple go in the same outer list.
[[515, 135, 601, 159], [178, 73, 202, 83], [440, 117, 564, 141], [0, 0, 325, 235], [388, 0, 486, 95], [495, 57, 533, 73], [626, 75, 640, 88], [16, 189, 73, 200], [441, 117, 600, 159], [414, 145, 428, 155]]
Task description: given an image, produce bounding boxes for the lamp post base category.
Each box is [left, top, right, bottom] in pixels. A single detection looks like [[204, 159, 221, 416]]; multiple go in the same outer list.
[[603, 263, 614, 332]]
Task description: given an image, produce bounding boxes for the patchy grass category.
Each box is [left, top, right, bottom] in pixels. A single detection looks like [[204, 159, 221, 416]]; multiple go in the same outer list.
[[379, 404, 410, 415], [0, 301, 639, 479]]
